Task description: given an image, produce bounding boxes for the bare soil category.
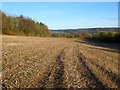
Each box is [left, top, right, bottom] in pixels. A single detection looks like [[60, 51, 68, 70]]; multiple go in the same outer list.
[[1, 35, 119, 89]]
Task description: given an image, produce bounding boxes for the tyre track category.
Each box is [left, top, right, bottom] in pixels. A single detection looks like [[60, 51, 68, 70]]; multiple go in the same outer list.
[[63, 46, 88, 88], [88, 60, 119, 87], [74, 45, 108, 89], [53, 49, 65, 88], [39, 48, 67, 88]]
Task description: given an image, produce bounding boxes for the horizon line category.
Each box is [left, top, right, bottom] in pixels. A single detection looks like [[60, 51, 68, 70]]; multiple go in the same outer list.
[[50, 27, 119, 30]]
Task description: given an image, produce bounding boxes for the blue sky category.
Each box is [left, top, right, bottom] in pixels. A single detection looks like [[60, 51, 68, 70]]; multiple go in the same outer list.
[[2, 2, 118, 29]]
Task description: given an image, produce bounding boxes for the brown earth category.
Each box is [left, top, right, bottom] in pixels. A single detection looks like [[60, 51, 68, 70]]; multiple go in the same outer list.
[[1, 35, 119, 89]]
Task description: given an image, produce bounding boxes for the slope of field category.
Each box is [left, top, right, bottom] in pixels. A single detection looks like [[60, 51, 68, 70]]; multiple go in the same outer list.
[[2, 35, 119, 88]]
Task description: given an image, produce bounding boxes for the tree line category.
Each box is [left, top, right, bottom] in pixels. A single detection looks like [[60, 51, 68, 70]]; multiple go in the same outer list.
[[52, 30, 120, 43], [1, 11, 51, 36], [52, 33, 89, 38], [89, 31, 120, 43]]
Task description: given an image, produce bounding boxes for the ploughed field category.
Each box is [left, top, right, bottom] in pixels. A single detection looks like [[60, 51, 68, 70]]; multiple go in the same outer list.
[[2, 35, 119, 88]]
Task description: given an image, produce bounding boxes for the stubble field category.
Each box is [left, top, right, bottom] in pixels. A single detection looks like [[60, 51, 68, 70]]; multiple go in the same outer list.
[[2, 35, 119, 89]]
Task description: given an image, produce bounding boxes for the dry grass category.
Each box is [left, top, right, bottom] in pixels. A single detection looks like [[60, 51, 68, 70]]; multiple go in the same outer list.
[[2, 35, 119, 88]]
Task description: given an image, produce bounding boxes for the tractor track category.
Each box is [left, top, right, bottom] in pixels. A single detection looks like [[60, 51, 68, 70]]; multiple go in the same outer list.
[[39, 47, 67, 88], [74, 45, 108, 89], [89, 60, 120, 87], [39, 45, 109, 89]]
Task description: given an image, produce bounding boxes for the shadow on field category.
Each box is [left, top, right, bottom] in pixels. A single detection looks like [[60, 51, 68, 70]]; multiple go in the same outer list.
[[74, 39, 120, 53]]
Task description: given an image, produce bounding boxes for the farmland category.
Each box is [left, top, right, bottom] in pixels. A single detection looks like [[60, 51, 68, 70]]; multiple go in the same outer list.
[[2, 35, 119, 89]]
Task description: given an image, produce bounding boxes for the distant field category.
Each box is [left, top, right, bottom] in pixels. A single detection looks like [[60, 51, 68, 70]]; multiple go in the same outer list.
[[2, 35, 119, 88]]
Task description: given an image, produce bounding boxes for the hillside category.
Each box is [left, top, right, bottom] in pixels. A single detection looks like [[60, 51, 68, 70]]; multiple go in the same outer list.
[[0, 11, 51, 36]]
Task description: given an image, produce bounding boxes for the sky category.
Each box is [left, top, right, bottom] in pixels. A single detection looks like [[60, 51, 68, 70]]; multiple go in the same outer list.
[[2, 2, 118, 29]]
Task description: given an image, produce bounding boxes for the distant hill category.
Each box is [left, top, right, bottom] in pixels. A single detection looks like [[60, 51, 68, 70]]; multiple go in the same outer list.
[[50, 28, 120, 34]]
